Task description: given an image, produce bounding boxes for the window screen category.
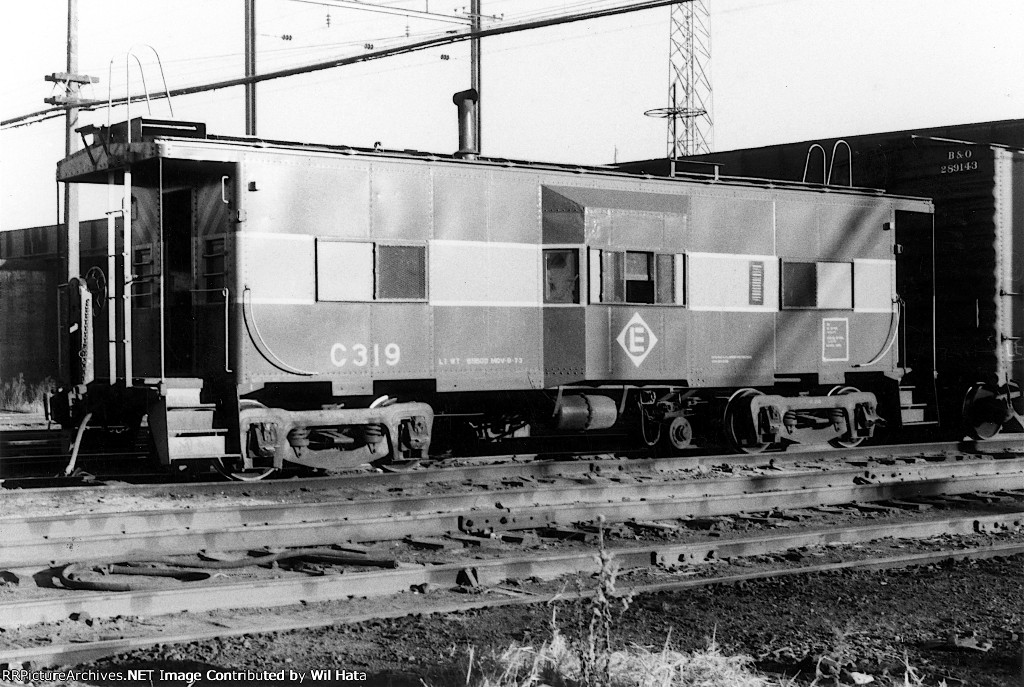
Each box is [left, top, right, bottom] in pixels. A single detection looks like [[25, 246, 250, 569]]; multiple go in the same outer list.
[[655, 253, 675, 304], [543, 249, 579, 304], [602, 250, 625, 303], [782, 261, 817, 308], [376, 244, 426, 300]]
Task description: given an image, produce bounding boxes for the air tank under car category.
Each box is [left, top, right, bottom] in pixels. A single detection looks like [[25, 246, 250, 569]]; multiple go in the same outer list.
[[50, 106, 932, 477]]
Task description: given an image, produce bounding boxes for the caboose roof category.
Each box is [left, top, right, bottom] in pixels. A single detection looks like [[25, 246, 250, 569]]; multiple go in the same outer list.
[[58, 117, 933, 213]]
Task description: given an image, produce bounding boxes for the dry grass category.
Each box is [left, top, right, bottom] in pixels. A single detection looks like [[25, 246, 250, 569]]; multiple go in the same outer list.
[[474, 626, 773, 687], [0, 373, 52, 412], [427, 517, 944, 687]]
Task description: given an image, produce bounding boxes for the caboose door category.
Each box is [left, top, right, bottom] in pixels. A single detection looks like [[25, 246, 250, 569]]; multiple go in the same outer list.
[[162, 188, 195, 375]]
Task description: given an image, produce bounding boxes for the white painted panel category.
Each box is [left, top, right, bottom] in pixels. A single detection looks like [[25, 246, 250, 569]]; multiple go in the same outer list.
[[674, 253, 685, 305], [817, 262, 853, 309], [317, 240, 374, 301], [854, 259, 895, 313], [687, 252, 779, 312], [240, 232, 315, 303], [430, 240, 540, 306]]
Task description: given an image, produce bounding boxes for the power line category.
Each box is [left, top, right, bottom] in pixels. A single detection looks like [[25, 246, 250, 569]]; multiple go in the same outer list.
[[2, 0, 681, 130]]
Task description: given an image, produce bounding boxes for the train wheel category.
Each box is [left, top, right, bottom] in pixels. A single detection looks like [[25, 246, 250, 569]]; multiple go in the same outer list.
[[963, 383, 1005, 440], [827, 385, 866, 449], [660, 416, 693, 452], [213, 458, 277, 481], [220, 399, 279, 480], [723, 388, 769, 454]]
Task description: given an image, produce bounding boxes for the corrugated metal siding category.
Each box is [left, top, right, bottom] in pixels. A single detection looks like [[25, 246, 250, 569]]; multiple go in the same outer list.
[[0, 270, 58, 382]]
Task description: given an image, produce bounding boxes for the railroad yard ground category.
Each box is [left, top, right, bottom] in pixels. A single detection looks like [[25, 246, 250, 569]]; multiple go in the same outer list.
[[3, 548, 1023, 686], [3, 417, 1024, 686], [98, 554, 1024, 687]]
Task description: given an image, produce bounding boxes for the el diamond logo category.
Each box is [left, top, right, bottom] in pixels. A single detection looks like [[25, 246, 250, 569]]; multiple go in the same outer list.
[[616, 312, 658, 368]]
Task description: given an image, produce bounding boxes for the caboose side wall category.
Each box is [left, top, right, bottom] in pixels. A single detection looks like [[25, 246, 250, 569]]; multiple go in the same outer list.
[[543, 183, 899, 387], [231, 152, 546, 395], [78, 136, 922, 407], [218, 144, 906, 397]]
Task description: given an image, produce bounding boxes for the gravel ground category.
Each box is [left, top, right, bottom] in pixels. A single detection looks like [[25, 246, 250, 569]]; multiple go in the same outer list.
[[48, 553, 1022, 687]]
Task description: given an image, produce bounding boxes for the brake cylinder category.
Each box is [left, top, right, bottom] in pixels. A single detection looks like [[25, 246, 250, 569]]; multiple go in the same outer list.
[[553, 395, 618, 431]]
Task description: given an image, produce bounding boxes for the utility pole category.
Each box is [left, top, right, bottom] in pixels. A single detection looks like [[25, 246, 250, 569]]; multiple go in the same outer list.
[[643, 1, 713, 174], [45, 0, 97, 282], [470, 0, 481, 151], [245, 0, 257, 135], [667, 0, 713, 156]]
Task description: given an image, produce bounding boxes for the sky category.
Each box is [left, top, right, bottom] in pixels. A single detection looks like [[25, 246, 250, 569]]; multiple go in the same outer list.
[[1, 0, 1022, 231]]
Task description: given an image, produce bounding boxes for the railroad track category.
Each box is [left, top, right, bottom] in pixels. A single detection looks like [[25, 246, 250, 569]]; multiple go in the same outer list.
[[4, 509, 1023, 669], [3, 433, 1024, 489], [4, 440, 1024, 669]]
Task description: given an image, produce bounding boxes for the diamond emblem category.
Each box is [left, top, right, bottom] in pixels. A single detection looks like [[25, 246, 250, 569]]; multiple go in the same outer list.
[[616, 312, 658, 368]]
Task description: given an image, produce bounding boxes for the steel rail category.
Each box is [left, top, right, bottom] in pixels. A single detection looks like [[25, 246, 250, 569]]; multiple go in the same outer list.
[[5, 466, 1024, 568], [3, 516, 1023, 667], [4, 457, 1023, 545], [3, 435, 1024, 492], [6, 436, 1024, 489]]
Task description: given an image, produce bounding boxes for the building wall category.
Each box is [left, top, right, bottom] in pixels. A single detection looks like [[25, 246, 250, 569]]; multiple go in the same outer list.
[[0, 219, 110, 384], [0, 267, 58, 382]]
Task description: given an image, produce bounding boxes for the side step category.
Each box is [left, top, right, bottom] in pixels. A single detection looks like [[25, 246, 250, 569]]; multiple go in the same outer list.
[[899, 385, 938, 426], [148, 379, 230, 464]]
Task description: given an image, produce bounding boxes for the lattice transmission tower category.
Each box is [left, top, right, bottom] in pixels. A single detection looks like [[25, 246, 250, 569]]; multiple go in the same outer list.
[[646, 1, 713, 158]]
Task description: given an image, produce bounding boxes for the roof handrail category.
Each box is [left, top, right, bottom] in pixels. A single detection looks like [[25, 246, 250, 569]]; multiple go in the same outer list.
[[802, 143, 826, 183], [827, 139, 853, 187]]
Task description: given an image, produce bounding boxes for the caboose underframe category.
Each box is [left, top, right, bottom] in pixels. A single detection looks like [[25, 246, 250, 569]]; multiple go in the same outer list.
[[52, 117, 932, 475]]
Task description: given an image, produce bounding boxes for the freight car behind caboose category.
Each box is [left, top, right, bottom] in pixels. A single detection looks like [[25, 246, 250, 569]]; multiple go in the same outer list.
[[51, 105, 932, 477]]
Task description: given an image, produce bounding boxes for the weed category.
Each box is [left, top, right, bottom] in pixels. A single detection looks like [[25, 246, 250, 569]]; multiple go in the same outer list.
[[0, 373, 52, 412]]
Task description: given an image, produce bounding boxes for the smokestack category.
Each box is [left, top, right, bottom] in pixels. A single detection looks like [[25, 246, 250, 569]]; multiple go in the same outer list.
[[453, 88, 479, 159]]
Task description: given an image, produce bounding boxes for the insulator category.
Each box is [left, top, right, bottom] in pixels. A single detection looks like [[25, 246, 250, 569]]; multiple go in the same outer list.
[[783, 410, 797, 433]]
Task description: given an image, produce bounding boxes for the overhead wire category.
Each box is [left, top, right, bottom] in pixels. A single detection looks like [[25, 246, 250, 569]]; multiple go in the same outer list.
[[2, 0, 679, 130]]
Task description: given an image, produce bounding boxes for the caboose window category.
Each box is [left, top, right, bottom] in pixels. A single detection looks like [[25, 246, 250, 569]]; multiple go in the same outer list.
[[543, 249, 579, 304], [782, 262, 816, 308], [625, 251, 654, 303], [376, 244, 426, 300], [317, 240, 374, 301], [318, 239, 427, 302], [599, 249, 680, 305], [602, 251, 625, 303], [781, 260, 853, 310], [816, 261, 853, 309], [655, 253, 675, 304]]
